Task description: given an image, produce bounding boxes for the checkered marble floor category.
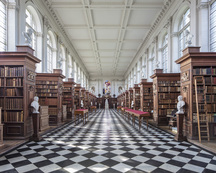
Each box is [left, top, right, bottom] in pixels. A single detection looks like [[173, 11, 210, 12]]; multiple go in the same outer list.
[[0, 109, 216, 173]]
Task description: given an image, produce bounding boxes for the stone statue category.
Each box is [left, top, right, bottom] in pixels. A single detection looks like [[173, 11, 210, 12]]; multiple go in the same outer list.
[[31, 96, 40, 113], [131, 100, 134, 108], [176, 95, 185, 114], [185, 29, 193, 46], [121, 101, 123, 107], [91, 102, 92, 106], [23, 28, 33, 46], [81, 100, 84, 108]]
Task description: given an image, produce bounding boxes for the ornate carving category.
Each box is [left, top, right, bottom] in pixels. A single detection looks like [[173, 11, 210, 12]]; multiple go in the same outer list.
[[153, 84, 157, 91], [28, 85, 35, 92], [27, 70, 36, 81], [44, 16, 51, 30], [182, 86, 188, 93], [181, 71, 190, 82]]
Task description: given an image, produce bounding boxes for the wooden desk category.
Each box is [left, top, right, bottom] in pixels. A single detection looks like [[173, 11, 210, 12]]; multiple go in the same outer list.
[[117, 106, 122, 112], [74, 109, 88, 125], [125, 109, 150, 130], [90, 106, 97, 113]]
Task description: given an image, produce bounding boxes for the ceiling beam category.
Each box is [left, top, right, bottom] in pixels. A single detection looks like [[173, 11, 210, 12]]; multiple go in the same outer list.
[[64, 25, 151, 29]]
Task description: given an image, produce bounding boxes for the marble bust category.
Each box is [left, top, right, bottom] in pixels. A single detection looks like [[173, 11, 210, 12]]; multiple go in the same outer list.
[[31, 96, 40, 113], [176, 95, 185, 114], [131, 100, 134, 108], [81, 100, 84, 108]]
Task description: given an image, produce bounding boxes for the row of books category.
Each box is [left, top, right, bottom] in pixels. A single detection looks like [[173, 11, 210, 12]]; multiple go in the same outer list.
[[4, 111, 24, 122], [4, 67, 24, 77], [158, 93, 179, 99], [6, 88, 23, 96], [143, 96, 152, 100], [0, 98, 4, 108], [5, 98, 23, 109], [143, 88, 152, 93], [158, 104, 176, 109], [158, 109, 168, 116], [36, 81, 58, 85], [36, 85, 58, 89], [158, 86, 181, 92], [206, 86, 216, 93], [158, 81, 180, 86], [0, 78, 3, 86], [193, 67, 216, 75], [159, 99, 178, 104], [193, 113, 216, 123], [48, 108, 58, 115], [36, 89, 58, 93], [0, 88, 3, 96], [37, 93, 57, 97], [6, 78, 23, 87]]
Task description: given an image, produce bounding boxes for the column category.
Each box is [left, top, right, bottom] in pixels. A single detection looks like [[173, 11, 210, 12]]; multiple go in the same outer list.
[[198, 1, 209, 52], [43, 16, 49, 72], [18, 0, 26, 45], [7, 0, 17, 51]]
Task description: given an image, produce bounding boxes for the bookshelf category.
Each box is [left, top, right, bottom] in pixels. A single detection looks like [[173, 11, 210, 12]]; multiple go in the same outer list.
[[176, 47, 216, 140], [0, 46, 40, 139], [129, 88, 133, 109], [125, 91, 129, 108], [39, 106, 49, 131], [133, 84, 140, 110], [97, 97, 103, 109], [139, 79, 153, 115], [74, 84, 82, 110], [85, 90, 90, 110], [0, 107, 3, 145], [109, 97, 117, 108], [150, 69, 180, 126], [36, 69, 65, 126], [63, 78, 75, 119]]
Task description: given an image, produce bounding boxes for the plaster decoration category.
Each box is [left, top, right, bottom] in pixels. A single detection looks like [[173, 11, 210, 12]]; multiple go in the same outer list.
[[154, 60, 160, 69], [44, 16, 51, 30], [197, 2, 209, 9], [8, 1, 16, 9], [181, 71, 190, 82], [23, 28, 33, 46], [153, 84, 157, 91], [185, 30, 193, 46], [171, 32, 178, 37]]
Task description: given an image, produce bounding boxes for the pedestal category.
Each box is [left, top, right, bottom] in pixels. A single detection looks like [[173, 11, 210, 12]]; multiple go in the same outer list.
[[31, 113, 42, 142], [174, 113, 186, 141]]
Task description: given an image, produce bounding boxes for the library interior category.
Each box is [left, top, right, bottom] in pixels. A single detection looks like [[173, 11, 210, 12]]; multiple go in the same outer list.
[[0, 0, 216, 172]]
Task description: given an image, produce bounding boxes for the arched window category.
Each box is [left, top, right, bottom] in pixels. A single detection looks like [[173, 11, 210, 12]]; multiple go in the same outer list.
[[162, 34, 168, 73], [210, 1, 216, 51], [47, 32, 53, 73], [178, 8, 190, 57], [68, 55, 72, 77], [26, 9, 37, 54], [0, 0, 6, 51]]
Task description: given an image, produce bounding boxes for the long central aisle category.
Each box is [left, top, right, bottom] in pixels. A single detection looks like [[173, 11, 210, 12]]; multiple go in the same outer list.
[[0, 109, 216, 173]]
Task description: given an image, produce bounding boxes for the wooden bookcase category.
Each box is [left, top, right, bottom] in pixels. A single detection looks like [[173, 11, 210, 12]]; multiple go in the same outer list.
[[63, 78, 75, 119], [139, 79, 153, 115], [85, 90, 90, 109], [109, 97, 117, 108], [125, 91, 129, 108], [176, 47, 216, 140], [133, 84, 140, 110], [0, 46, 40, 139], [97, 97, 103, 108], [74, 84, 82, 110], [150, 69, 180, 126], [128, 88, 133, 109], [36, 69, 65, 126]]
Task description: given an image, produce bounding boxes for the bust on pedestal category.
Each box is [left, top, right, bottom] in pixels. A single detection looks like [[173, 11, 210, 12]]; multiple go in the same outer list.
[[81, 100, 84, 109], [174, 95, 186, 141], [31, 96, 42, 142]]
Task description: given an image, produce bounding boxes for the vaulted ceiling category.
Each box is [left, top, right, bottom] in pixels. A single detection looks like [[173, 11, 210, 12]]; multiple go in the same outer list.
[[47, 0, 165, 79]]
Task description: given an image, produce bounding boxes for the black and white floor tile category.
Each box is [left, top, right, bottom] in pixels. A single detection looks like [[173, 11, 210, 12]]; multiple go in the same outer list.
[[0, 109, 216, 173]]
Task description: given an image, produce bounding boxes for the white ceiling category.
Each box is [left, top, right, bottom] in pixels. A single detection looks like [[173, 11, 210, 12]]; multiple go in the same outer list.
[[48, 0, 165, 79]]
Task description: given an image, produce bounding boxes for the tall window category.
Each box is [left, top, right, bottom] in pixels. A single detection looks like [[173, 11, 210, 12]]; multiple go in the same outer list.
[[0, 0, 6, 51], [178, 8, 190, 57], [162, 34, 168, 73], [210, 1, 216, 51], [151, 48, 155, 75], [47, 33, 53, 73], [26, 9, 37, 55]]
